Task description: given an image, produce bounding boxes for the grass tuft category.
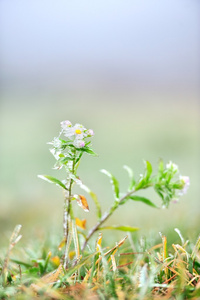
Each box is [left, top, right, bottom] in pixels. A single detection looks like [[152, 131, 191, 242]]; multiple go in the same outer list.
[[1, 227, 200, 299]]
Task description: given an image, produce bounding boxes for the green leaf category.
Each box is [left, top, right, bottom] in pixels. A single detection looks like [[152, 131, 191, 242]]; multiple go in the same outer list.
[[38, 175, 67, 190], [135, 161, 153, 190], [79, 146, 98, 156], [123, 165, 135, 191], [145, 160, 152, 179], [75, 152, 83, 164], [99, 225, 139, 232], [154, 186, 164, 200], [188, 257, 193, 275], [10, 259, 32, 268], [59, 156, 73, 164], [79, 184, 101, 219], [101, 169, 120, 200], [128, 195, 158, 208]]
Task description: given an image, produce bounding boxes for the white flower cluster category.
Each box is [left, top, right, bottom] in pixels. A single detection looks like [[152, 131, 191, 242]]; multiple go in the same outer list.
[[166, 161, 190, 196], [166, 161, 178, 173], [179, 175, 190, 196], [60, 120, 94, 148]]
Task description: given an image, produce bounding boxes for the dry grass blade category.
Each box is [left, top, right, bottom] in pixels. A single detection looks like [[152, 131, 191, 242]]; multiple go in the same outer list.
[[191, 234, 200, 260], [95, 235, 128, 265], [2, 224, 22, 285], [30, 264, 64, 297]]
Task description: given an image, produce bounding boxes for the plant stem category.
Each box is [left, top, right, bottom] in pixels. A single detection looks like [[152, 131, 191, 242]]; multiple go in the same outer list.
[[81, 188, 136, 252], [63, 191, 68, 242], [63, 150, 76, 266]]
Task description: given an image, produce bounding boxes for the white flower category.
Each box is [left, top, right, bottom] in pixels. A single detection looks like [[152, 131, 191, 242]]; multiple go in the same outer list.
[[179, 176, 190, 195], [62, 126, 75, 138], [64, 123, 87, 140], [166, 161, 178, 173], [73, 139, 85, 148], [74, 124, 87, 139], [60, 120, 72, 130]]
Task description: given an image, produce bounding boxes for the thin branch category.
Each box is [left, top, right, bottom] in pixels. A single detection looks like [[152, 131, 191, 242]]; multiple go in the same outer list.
[[81, 188, 136, 252]]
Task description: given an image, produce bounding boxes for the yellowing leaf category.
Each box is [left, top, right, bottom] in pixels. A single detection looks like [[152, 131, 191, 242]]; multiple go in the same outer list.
[[96, 233, 102, 252], [69, 250, 76, 260], [76, 195, 89, 212], [96, 235, 128, 265], [58, 239, 66, 251], [75, 218, 86, 230], [51, 256, 60, 267], [162, 235, 168, 260], [118, 235, 128, 247]]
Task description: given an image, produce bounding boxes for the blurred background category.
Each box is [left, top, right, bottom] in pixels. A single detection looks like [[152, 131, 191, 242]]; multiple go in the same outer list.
[[0, 0, 199, 244]]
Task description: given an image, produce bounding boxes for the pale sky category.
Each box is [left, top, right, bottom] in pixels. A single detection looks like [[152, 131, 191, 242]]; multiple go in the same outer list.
[[0, 0, 199, 89]]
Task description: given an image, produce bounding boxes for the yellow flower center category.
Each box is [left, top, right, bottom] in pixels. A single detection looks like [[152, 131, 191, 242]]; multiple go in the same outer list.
[[75, 129, 82, 134]]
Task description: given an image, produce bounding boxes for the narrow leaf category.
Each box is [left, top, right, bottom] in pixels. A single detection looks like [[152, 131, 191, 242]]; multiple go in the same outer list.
[[80, 146, 98, 156], [72, 220, 80, 263], [123, 165, 135, 191], [99, 225, 139, 232], [191, 234, 200, 260], [128, 195, 158, 208], [38, 175, 67, 190], [58, 239, 65, 251], [96, 232, 103, 252], [162, 235, 168, 260], [79, 184, 101, 219], [145, 160, 152, 178], [96, 236, 128, 265], [174, 228, 184, 245], [59, 156, 73, 164], [188, 257, 193, 275], [64, 252, 98, 278], [10, 259, 32, 268], [154, 186, 164, 200], [101, 169, 120, 200], [161, 234, 169, 276], [76, 195, 89, 212], [145, 160, 152, 179], [135, 161, 153, 190]]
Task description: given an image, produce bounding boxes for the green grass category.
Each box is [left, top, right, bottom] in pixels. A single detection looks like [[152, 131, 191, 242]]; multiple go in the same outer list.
[[1, 225, 200, 299]]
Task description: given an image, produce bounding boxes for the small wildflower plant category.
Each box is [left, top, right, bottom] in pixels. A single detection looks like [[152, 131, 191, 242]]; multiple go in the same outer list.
[[1, 119, 197, 300], [38, 120, 190, 266]]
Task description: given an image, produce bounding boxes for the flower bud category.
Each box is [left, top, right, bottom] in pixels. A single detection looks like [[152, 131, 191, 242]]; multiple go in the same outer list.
[[73, 139, 85, 148], [60, 120, 72, 130], [87, 129, 94, 137], [166, 161, 178, 173], [179, 176, 190, 195]]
